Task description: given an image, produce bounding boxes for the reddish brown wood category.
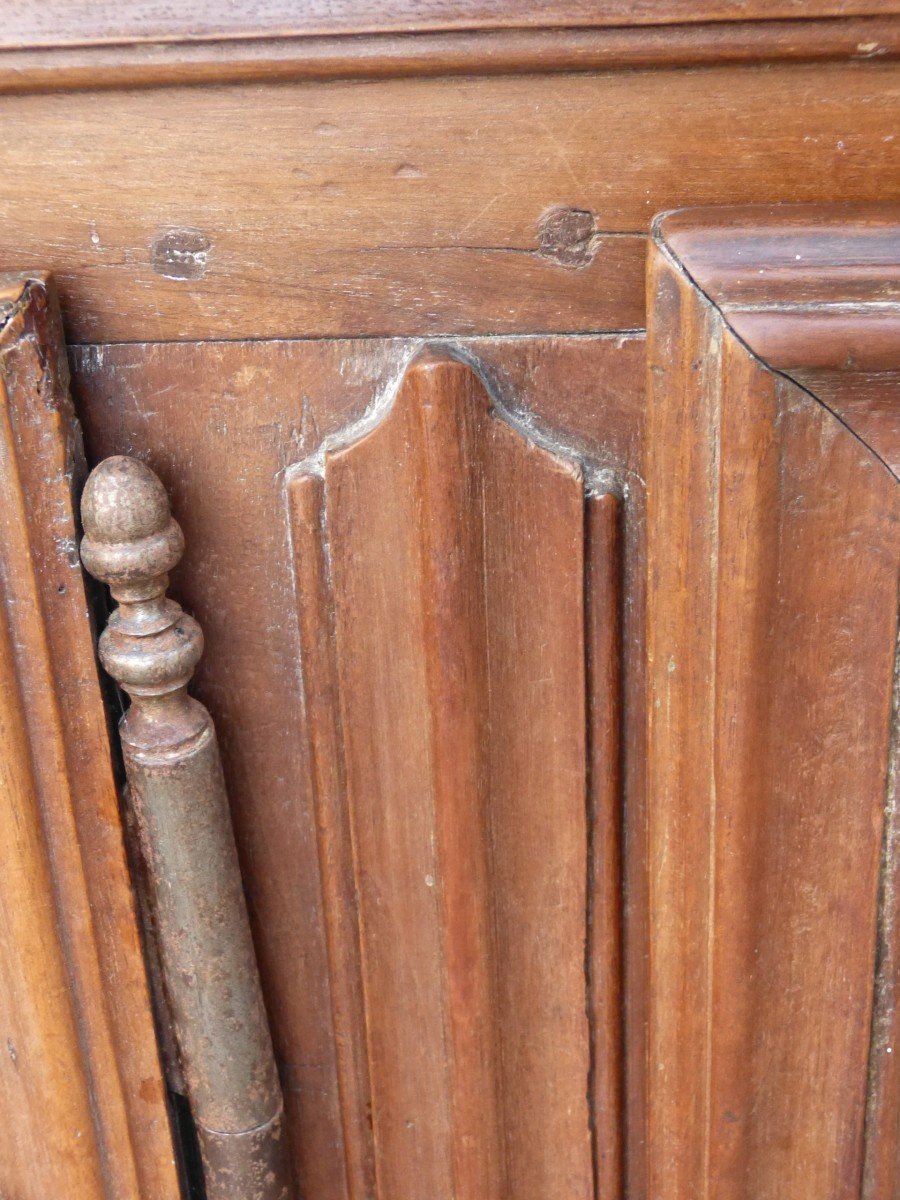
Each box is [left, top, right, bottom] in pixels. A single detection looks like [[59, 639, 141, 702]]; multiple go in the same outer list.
[[787, 369, 900, 476], [288, 473, 375, 1200], [288, 351, 593, 1199], [659, 203, 900, 370], [645, 211, 900, 1199], [863, 635, 900, 1200], [0, 67, 896, 342], [4, 4, 899, 1191], [0, 275, 176, 1200], [3, 0, 897, 48], [71, 332, 645, 1200], [0, 18, 897, 93], [658, 202, 900, 480], [80, 456, 296, 1200], [586, 492, 625, 1200], [0, 569, 107, 1200]]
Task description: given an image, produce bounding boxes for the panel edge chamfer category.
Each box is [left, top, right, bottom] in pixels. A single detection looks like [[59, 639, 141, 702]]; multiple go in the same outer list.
[[286, 349, 624, 1200], [646, 209, 900, 1200]]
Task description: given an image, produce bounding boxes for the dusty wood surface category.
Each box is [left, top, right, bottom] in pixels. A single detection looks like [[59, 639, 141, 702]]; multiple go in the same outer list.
[[4, 1, 898, 49], [0, 276, 177, 1200], [71, 333, 646, 1199], [2, 5, 898, 1189], [65, 208, 900, 1196], [0, 65, 896, 341], [645, 211, 900, 1199], [659, 203, 900, 370]]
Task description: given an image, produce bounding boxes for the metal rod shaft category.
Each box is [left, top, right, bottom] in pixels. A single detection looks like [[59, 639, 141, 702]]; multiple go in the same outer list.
[[80, 455, 295, 1200]]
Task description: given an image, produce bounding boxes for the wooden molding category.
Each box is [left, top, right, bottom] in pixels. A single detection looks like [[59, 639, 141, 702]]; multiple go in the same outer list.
[[4, 3, 899, 49], [645, 208, 900, 1198], [286, 349, 624, 1199], [0, 18, 897, 94], [0, 275, 177, 1200], [658, 203, 900, 472], [657, 204, 900, 371], [67, 331, 646, 1199]]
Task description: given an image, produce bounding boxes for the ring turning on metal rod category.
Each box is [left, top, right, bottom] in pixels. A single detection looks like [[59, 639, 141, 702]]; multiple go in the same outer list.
[[80, 456, 295, 1200]]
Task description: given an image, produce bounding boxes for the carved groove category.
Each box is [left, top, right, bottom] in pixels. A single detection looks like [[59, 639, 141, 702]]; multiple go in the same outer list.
[[287, 472, 376, 1200], [585, 492, 625, 1200], [862, 615, 900, 1199], [288, 350, 622, 1199]]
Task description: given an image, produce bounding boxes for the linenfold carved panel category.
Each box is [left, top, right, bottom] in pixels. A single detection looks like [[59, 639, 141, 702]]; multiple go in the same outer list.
[[286, 350, 622, 1200]]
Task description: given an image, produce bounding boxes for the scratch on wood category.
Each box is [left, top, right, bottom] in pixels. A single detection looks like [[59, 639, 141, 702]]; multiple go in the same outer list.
[[862, 608, 900, 1198]]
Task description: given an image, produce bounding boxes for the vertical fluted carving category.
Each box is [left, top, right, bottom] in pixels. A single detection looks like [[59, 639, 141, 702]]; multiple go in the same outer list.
[[80, 456, 295, 1200], [287, 351, 597, 1200]]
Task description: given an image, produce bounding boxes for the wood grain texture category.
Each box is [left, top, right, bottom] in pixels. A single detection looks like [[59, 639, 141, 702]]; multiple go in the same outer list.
[[645, 214, 900, 1199], [0, 276, 176, 1200], [0, 64, 897, 341], [289, 351, 592, 1200], [80, 455, 296, 1200], [659, 203, 900, 370], [658, 202, 900, 476], [2, 18, 898, 94], [71, 334, 645, 1200], [586, 492, 625, 1200], [788, 369, 900, 477], [4, 1, 898, 49], [863, 630, 900, 1200], [287, 473, 376, 1200]]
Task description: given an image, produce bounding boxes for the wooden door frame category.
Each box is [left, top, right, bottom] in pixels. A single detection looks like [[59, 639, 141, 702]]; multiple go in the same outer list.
[[643, 205, 900, 1199]]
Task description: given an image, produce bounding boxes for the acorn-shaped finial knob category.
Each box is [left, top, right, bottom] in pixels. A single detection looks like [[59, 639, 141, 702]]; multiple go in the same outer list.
[[80, 456, 202, 700], [81, 455, 185, 604]]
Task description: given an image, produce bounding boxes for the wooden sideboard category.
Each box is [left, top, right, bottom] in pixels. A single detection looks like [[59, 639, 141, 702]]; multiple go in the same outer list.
[[1, 6, 898, 1199]]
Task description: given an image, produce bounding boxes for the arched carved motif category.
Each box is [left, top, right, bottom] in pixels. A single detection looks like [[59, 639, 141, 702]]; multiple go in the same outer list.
[[286, 350, 623, 1200]]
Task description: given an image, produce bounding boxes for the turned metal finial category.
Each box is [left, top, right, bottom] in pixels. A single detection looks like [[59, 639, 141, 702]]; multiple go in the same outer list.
[[81, 456, 203, 699], [79, 455, 295, 1200]]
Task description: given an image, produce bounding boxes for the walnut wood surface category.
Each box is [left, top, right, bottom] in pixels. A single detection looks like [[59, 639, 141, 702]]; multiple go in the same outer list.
[[3, 4, 898, 1190], [4, 1, 897, 49], [80, 456, 296, 1200], [1, 18, 897, 93], [0, 64, 896, 342], [658, 203, 900, 370], [864, 637, 900, 1200], [657, 203, 900, 476], [70, 333, 646, 1200], [0, 276, 176, 1200], [645, 213, 900, 1198], [586, 492, 626, 1200], [65, 208, 899, 1197], [289, 352, 595, 1199]]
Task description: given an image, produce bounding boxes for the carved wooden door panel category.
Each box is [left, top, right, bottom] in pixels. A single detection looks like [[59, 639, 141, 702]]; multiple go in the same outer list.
[[0, 8, 897, 1194], [287, 350, 614, 1200], [68, 331, 646, 1199], [1, 207, 898, 1200]]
